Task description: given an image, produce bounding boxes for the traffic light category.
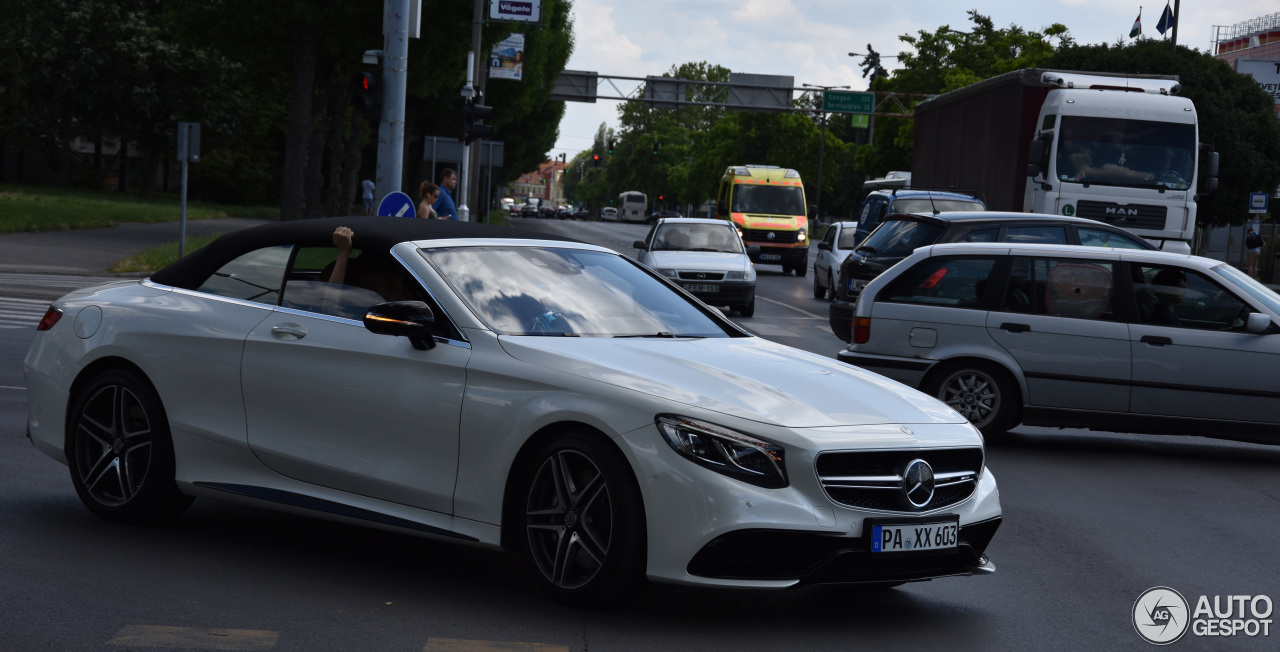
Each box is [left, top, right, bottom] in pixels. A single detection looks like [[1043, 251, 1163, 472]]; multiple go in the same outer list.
[[352, 71, 379, 119], [652, 139, 659, 155], [461, 94, 495, 144], [607, 139, 615, 155], [592, 154, 601, 167]]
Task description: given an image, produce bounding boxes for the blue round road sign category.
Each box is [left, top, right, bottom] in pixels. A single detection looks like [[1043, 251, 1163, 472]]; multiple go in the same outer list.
[[377, 191, 417, 218]]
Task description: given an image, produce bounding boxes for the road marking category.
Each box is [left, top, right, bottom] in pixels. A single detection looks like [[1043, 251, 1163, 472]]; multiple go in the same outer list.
[[0, 385, 25, 391], [424, 639, 569, 651], [757, 295, 826, 319], [107, 625, 279, 651]]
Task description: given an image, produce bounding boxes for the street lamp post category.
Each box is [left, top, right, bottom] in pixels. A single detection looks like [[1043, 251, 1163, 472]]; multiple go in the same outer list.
[[802, 83, 849, 225]]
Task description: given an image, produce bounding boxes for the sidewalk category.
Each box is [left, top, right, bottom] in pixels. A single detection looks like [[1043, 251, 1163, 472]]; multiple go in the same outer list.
[[0, 218, 273, 276]]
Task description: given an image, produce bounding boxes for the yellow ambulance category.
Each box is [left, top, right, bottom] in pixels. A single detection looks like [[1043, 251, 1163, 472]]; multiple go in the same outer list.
[[715, 165, 810, 275]]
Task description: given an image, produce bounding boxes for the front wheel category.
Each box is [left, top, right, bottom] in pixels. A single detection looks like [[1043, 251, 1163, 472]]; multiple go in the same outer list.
[[812, 270, 825, 299], [923, 362, 1019, 440], [794, 263, 807, 278], [520, 431, 647, 607], [738, 296, 756, 318], [67, 369, 193, 524]]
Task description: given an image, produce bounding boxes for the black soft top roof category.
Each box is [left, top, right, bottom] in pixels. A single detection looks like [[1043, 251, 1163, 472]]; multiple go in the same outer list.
[[150, 216, 581, 290]]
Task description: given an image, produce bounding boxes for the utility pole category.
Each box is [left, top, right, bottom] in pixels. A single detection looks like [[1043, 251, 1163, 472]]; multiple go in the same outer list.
[[459, 0, 485, 221], [1170, 0, 1181, 51], [375, 0, 412, 202], [802, 83, 849, 225]]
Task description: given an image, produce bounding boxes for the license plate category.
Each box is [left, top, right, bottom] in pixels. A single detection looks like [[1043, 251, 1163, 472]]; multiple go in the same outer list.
[[759, 253, 781, 261], [871, 521, 958, 553], [684, 284, 718, 293]]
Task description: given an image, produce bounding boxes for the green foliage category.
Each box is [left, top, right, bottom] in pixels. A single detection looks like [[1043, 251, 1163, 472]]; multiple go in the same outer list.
[[108, 233, 222, 273], [1046, 40, 1280, 226]]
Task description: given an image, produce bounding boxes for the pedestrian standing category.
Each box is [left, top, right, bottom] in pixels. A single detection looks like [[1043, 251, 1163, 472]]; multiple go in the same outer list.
[[418, 182, 440, 219], [432, 169, 459, 221], [360, 179, 376, 216], [1245, 229, 1265, 279]]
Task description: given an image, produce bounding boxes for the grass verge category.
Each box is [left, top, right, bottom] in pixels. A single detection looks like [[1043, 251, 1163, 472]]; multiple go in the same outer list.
[[0, 183, 278, 234], [108, 234, 222, 274]]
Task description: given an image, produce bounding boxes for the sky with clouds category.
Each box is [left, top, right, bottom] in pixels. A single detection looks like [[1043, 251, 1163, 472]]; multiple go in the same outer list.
[[546, 0, 1276, 159]]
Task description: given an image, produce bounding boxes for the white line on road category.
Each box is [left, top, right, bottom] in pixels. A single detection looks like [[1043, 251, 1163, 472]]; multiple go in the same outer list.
[[757, 295, 827, 319]]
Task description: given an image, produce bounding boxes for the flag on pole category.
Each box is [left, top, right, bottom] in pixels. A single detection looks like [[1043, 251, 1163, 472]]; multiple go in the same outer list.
[[1130, 9, 1142, 38], [1156, 2, 1175, 36]]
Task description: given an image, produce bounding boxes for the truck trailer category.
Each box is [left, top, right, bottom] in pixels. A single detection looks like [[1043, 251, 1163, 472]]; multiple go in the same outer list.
[[911, 68, 1217, 253]]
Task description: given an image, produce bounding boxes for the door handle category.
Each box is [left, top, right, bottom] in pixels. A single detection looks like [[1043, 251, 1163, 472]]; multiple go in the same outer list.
[[271, 324, 307, 340], [1000, 322, 1031, 333], [1140, 335, 1172, 346]]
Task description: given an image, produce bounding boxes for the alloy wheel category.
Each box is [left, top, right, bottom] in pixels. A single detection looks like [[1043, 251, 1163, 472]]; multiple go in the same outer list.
[[525, 449, 614, 590], [73, 383, 154, 507]]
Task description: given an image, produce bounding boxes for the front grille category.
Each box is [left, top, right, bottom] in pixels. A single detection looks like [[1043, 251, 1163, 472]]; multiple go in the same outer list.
[[816, 448, 983, 513], [1074, 200, 1168, 230], [741, 229, 803, 244], [676, 271, 725, 281]]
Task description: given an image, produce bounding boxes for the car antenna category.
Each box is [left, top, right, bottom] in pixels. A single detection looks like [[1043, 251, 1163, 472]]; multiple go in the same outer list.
[[929, 193, 940, 216]]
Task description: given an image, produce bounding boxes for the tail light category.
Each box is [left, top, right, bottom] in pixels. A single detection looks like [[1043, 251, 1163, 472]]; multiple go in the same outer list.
[[853, 317, 871, 344], [36, 307, 64, 331]]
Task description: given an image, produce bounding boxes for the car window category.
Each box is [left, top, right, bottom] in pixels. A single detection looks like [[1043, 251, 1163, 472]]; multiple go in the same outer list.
[[890, 198, 984, 214], [1003, 225, 1068, 245], [1078, 227, 1150, 250], [419, 246, 734, 338], [1004, 256, 1115, 320], [882, 256, 998, 308], [1132, 264, 1249, 330], [858, 219, 945, 258], [837, 226, 860, 249], [196, 245, 291, 305], [959, 227, 1000, 243], [654, 223, 743, 253]]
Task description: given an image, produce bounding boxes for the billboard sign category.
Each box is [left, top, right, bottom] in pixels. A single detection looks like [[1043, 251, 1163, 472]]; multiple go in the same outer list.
[[1235, 59, 1280, 116], [490, 34, 524, 81], [490, 0, 540, 23]]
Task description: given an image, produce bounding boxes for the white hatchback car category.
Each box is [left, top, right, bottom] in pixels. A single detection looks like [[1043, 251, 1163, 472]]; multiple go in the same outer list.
[[839, 242, 1280, 443], [813, 221, 859, 301], [25, 218, 1002, 607], [634, 218, 759, 316]]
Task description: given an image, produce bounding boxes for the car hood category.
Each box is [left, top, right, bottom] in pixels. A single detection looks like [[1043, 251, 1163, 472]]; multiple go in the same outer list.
[[497, 336, 964, 428], [646, 250, 750, 272]]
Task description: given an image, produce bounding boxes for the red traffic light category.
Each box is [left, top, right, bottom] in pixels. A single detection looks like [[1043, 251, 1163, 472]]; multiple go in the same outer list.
[[593, 154, 600, 161]]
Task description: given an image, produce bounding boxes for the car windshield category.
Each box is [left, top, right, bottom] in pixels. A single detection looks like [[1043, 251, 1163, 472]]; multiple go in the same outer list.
[[419, 246, 732, 337], [890, 198, 984, 214], [732, 184, 806, 215], [857, 219, 945, 258], [653, 223, 744, 253], [1214, 264, 1280, 315], [1056, 116, 1196, 190], [837, 226, 860, 249]]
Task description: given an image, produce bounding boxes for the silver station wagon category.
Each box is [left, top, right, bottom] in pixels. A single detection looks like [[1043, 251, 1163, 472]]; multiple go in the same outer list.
[[838, 242, 1280, 443]]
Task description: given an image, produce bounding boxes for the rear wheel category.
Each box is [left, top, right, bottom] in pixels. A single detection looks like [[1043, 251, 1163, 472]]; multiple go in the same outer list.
[[923, 361, 1019, 440], [67, 369, 193, 524], [520, 431, 647, 607]]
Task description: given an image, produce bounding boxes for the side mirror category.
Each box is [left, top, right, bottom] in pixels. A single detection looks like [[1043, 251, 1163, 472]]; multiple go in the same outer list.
[[817, 241, 832, 251], [1027, 139, 1045, 165], [1026, 163, 1042, 178], [364, 301, 435, 350], [1246, 312, 1271, 334], [633, 239, 648, 250], [716, 199, 727, 215]]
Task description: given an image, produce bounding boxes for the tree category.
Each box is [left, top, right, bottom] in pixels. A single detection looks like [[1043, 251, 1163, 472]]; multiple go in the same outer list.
[[1047, 40, 1280, 226]]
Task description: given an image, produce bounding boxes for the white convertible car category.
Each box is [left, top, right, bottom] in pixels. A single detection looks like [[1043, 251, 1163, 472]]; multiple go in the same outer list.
[[24, 217, 1001, 606]]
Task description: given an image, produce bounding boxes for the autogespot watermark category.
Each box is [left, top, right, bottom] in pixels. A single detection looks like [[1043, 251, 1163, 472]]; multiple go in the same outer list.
[[1133, 586, 1273, 645]]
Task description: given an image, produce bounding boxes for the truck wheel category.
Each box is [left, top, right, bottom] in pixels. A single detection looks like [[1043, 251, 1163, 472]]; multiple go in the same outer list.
[[795, 264, 807, 278]]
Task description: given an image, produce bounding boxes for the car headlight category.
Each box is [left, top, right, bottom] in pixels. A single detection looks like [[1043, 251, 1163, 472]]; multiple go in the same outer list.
[[798, 231, 807, 242], [726, 271, 745, 280], [656, 415, 787, 488], [656, 268, 678, 278]]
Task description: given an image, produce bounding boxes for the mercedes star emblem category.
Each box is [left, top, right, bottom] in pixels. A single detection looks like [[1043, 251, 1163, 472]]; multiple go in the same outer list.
[[902, 459, 936, 508]]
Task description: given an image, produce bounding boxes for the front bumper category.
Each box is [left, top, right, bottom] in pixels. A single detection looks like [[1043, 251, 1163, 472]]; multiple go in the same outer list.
[[750, 245, 809, 267], [688, 517, 1000, 585]]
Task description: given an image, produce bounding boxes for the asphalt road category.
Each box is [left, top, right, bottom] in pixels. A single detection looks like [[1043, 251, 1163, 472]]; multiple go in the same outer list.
[[0, 219, 1276, 651]]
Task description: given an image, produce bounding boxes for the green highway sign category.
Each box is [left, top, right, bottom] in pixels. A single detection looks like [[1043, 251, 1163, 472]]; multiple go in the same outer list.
[[851, 114, 870, 129], [823, 90, 874, 114]]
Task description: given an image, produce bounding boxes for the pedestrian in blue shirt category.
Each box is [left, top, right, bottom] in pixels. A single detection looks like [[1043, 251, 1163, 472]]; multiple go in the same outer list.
[[432, 169, 459, 220]]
